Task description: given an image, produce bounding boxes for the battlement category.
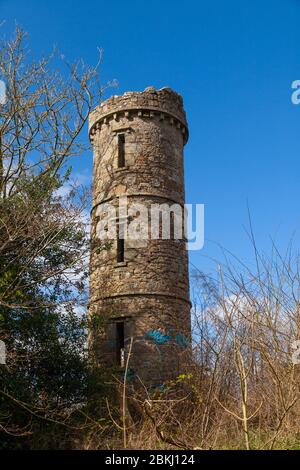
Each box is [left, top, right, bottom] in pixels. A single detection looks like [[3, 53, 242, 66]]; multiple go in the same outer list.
[[89, 86, 189, 144]]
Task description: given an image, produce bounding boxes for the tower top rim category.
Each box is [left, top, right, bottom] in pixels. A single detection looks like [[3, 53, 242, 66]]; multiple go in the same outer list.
[[89, 86, 189, 143]]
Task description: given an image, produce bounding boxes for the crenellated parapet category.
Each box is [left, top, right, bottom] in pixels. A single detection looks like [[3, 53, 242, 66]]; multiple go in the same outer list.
[[89, 87, 189, 144]]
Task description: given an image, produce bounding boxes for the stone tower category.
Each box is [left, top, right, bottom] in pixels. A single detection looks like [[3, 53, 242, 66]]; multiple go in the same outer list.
[[89, 87, 191, 388]]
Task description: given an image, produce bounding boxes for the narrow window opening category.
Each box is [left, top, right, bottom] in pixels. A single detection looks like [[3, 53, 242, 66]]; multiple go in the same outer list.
[[117, 217, 125, 263], [170, 212, 175, 240], [118, 133, 125, 168], [117, 237, 125, 263], [116, 322, 125, 366]]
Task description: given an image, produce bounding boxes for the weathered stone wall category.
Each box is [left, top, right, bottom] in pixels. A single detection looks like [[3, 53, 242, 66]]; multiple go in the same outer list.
[[89, 87, 191, 388]]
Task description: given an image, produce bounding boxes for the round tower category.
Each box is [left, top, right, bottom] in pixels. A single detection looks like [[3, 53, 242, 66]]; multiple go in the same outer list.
[[89, 87, 191, 387]]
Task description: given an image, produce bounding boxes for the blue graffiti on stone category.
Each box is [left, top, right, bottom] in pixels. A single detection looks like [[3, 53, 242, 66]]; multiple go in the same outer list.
[[121, 367, 135, 383], [145, 329, 172, 345], [145, 329, 188, 348], [175, 332, 189, 348], [149, 383, 167, 395]]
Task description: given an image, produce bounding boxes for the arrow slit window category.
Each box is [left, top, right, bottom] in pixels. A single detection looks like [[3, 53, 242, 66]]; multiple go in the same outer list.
[[118, 133, 125, 168], [116, 321, 125, 366]]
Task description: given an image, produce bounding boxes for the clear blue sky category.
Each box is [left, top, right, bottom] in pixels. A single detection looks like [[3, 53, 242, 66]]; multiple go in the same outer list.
[[1, 0, 300, 278]]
